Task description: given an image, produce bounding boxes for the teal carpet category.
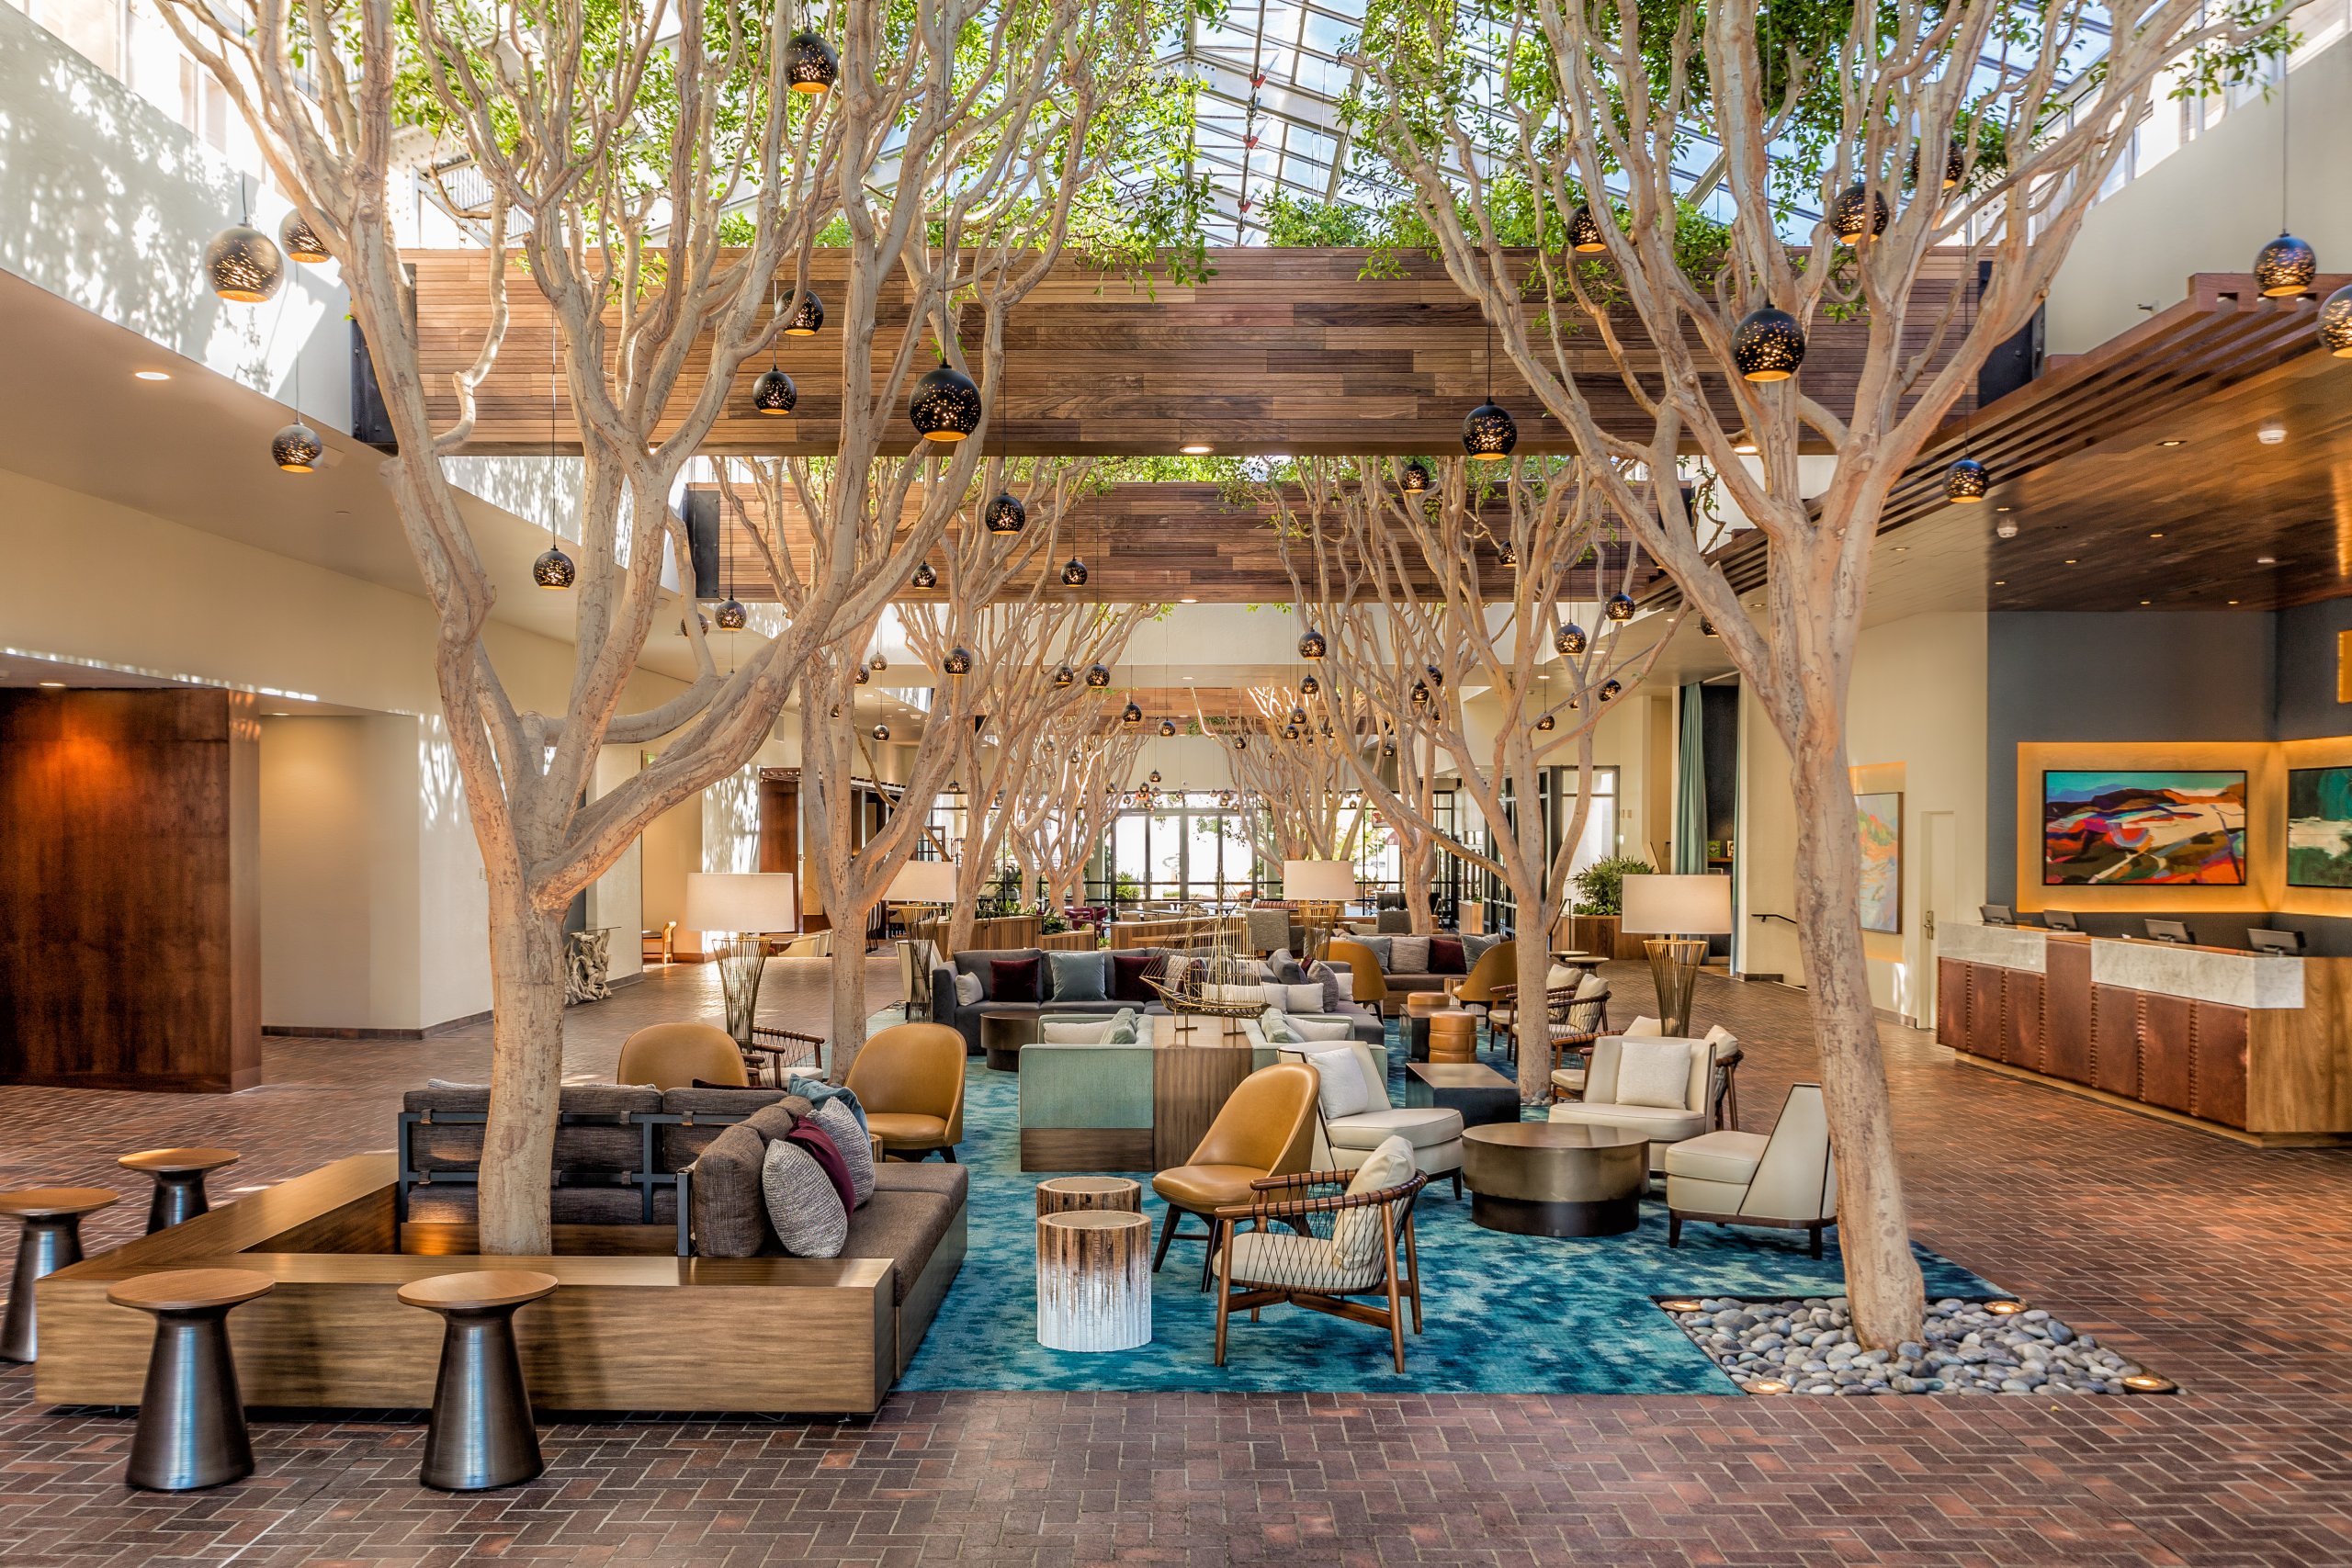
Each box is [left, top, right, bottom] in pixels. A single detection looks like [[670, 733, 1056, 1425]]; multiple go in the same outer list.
[[886, 1015, 1995, 1394]]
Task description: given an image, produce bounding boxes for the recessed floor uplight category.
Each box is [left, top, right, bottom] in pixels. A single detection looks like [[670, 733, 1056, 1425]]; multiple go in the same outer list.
[[1657, 1298, 1704, 1313], [2121, 1372, 2178, 1393], [1984, 1299, 2027, 1315], [1742, 1378, 1791, 1394], [134, 369, 172, 381]]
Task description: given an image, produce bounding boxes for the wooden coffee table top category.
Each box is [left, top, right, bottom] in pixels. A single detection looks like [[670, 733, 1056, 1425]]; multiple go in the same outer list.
[[0, 1187, 120, 1219], [1408, 1062, 1515, 1090], [1464, 1122, 1648, 1153], [107, 1267, 276, 1313], [397, 1269, 560, 1313]]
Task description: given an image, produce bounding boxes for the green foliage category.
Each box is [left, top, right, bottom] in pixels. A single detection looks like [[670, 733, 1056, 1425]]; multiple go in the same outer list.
[[1571, 856, 1656, 917]]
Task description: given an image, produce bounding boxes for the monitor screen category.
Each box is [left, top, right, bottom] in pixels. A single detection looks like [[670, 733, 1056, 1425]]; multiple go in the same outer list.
[[2144, 919, 2190, 943], [2043, 909, 2080, 931], [1978, 904, 2014, 927], [2247, 928, 2306, 954]]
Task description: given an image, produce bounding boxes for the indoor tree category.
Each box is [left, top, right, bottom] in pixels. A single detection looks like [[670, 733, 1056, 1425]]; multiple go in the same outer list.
[[1270, 456, 1678, 1104], [1012, 707, 1152, 914], [160, 0, 1184, 1252], [1351, 0, 2293, 1342]]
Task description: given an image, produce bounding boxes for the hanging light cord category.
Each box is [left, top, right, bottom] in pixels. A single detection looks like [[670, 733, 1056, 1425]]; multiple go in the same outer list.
[[2278, 47, 2290, 234], [548, 325, 560, 550]]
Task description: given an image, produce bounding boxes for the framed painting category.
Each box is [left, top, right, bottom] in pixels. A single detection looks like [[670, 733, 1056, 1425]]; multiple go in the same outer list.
[[2287, 765, 2352, 888], [2041, 770, 2246, 886], [1856, 791, 1902, 934]]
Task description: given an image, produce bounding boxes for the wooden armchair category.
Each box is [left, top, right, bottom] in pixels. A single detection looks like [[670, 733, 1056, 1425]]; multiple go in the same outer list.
[[1210, 1162, 1429, 1372], [746, 1024, 825, 1084]]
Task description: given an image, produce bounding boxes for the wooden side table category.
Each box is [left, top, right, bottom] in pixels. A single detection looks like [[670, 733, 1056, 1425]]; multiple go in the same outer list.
[[1462, 1122, 1649, 1237], [1, 1187, 119, 1362], [1035, 1176, 1142, 1217], [119, 1147, 241, 1234], [397, 1269, 559, 1491], [980, 1009, 1037, 1073], [1036, 1210, 1151, 1352], [1403, 990, 1451, 1062], [107, 1268, 275, 1490], [1427, 1010, 1478, 1064]]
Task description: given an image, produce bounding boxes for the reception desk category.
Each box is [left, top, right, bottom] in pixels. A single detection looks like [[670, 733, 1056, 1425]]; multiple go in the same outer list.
[[1936, 924, 2352, 1145]]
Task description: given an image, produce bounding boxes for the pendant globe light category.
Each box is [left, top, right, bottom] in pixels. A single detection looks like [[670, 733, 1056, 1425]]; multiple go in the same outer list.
[[1410, 678, 1430, 709], [278, 210, 329, 264], [2256, 55, 2318, 299], [204, 196, 284, 303], [1382, 735, 1396, 757], [751, 279, 797, 413], [1283, 724, 1301, 740], [1054, 664, 1075, 689], [1148, 768, 1162, 783], [854, 662, 870, 685], [531, 330, 573, 590], [1732, 307, 1805, 381], [1288, 705, 1307, 728], [1831, 179, 1889, 245], [1567, 202, 1606, 254], [985, 488, 1026, 534], [272, 419, 322, 472], [1599, 679, 1623, 702], [1085, 663, 1111, 689], [1317, 718, 1333, 739], [1536, 711, 1556, 732], [1946, 456, 1989, 502], [1400, 459, 1430, 492], [1555, 621, 1588, 656], [783, 290, 824, 336], [1298, 626, 1327, 660], [1159, 717, 1177, 738], [1299, 673, 1320, 697], [787, 28, 840, 93], [1425, 663, 1444, 690], [871, 723, 890, 741], [2320, 285, 2352, 355], [1604, 592, 1634, 622], [910, 359, 982, 442], [1062, 554, 1089, 586], [869, 651, 888, 671], [715, 598, 747, 631], [910, 560, 937, 590], [943, 647, 973, 677], [1121, 699, 1144, 728], [1234, 734, 1249, 751], [1462, 317, 1517, 460]]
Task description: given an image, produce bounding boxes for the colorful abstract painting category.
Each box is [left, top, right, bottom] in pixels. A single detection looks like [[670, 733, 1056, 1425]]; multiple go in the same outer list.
[[2042, 770, 2246, 886], [1857, 791, 1902, 933], [2287, 766, 2352, 888]]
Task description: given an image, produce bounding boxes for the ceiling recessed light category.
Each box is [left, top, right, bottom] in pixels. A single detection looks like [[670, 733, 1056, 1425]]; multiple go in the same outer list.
[[2256, 423, 2287, 446], [2256, 556, 2278, 564], [1180, 597, 1197, 604], [2139, 599, 2152, 605], [269, 710, 293, 716], [2228, 599, 2241, 605], [1179, 443, 1214, 455], [134, 369, 171, 382], [37, 680, 65, 688], [1993, 579, 2007, 586], [1994, 505, 2013, 513], [2149, 532, 2164, 538]]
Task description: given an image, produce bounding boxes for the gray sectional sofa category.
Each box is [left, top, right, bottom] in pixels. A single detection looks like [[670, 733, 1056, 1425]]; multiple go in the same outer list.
[[931, 945, 1382, 1053]]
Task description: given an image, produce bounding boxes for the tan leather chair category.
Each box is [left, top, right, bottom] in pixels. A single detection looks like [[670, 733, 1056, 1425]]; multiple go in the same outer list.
[[616, 1022, 746, 1091], [1452, 939, 1516, 1010], [1325, 938, 1390, 1019], [1150, 1062, 1321, 1287], [1666, 1083, 1837, 1257], [844, 1022, 967, 1161]]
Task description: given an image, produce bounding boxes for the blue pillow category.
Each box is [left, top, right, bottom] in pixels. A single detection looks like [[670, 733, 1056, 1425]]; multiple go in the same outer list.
[[786, 1075, 867, 1136], [1048, 950, 1108, 1002]]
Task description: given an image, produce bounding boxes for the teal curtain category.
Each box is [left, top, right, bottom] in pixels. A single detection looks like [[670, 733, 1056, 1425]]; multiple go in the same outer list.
[[1674, 682, 1708, 874]]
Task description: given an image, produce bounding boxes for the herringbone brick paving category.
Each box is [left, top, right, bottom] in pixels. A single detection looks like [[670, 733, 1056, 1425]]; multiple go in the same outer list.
[[3, 957, 2348, 1565]]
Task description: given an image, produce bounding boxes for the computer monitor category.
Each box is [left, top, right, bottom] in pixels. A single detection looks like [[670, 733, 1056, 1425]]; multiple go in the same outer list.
[[2144, 919, 2189, 944], [2248, 928, 2306, 954], [2043, 909, 2080, 932], [1978, 904, 2014, 927]]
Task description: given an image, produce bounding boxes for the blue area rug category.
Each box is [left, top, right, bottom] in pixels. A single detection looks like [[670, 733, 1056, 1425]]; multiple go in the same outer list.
[[887, 1015, 1995, 1394]]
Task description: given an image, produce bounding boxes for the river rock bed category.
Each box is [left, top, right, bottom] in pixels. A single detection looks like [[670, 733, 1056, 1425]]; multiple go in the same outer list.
[[1664, 1296, 2171, 1395]]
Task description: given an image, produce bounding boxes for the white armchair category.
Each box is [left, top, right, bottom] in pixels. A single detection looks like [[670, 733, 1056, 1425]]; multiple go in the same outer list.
[[1545, 1033, 1718, 1173], [1279, 1040, 1465, 1197], [1665, 1083, 1838, 1257]]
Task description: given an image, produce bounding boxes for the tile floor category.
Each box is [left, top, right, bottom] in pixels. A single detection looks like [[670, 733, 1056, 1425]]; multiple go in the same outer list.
[[4, 957, 2351, 1566]]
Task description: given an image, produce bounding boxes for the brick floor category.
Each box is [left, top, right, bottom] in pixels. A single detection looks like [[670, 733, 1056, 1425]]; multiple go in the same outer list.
[[4, 959, 2351, 1566]]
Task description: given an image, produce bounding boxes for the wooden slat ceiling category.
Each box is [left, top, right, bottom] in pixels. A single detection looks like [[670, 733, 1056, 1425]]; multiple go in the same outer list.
[[689, 479, 1651, 604], [413, 247, 1973, 457], [1643, 273, 2352, 614]]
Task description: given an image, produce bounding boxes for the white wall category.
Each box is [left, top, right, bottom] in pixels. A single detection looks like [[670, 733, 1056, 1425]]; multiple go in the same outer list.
[[1735, 681, 1805, 984], [588, 746, 645, 985]]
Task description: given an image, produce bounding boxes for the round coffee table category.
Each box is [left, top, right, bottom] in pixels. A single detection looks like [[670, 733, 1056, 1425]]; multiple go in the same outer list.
[[1461, 1122, 1649, 1237], [980, 1010, 1036, 1072]]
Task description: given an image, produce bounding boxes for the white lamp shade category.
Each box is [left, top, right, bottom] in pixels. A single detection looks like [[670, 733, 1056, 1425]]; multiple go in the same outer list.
[[684, 872, 797, 933], [1619, 873, 1733, 935], [1283, 859, 1358, 902], [888, 859, 958, 902]]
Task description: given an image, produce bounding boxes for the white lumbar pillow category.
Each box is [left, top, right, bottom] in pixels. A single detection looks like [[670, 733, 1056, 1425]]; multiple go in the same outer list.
[[1332, 1136, 1417, 1268], [1615, 1037, 1695, 1110], [1040, 1019, 1114, 1044], [1289, 1016, 1356, 1043], [1623, 1014, 1664, 1037], [1575, 972, 1609, 999]]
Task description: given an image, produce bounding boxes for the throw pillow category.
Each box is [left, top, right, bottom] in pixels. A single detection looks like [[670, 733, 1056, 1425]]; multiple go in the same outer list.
[[1291, 1016, 1356, 1042], [1042, 1019, 1114, 1044], [1462, 931, 1499, 964], [1048, 950, 1107, 1002], [808, 1098, 876, 1208], [1545, 964, 1580, 991], [784, 1118, 857, 1216], [1332, 1136, 1417, 1269], [1261, 981, 1324, 1013], [1575, 972, 1609, 999], [1103, 1017, 1140, 1044], [1258, 1008, 1302, 1044], [759, 1138, 847, 1258], [1387, 934, 1432, 976], [786, 1077, 865, 1137], [743, 1103, 799, 1143], [1110, 951, 1167, 1002], [989, 954, 1044, 1003], [1306, 960, 1346, 1012], [955, 972, 984, 1006], [692, 1122, 773, 1258], [1703, 1023, 1739, 1052], [1623, 1015, 1664, 1036], [1295, 1043, 1371, 1119], [1616, 1038, 1695, 1110], [1428, 936, 1465, 974], [1355, 934, 1394, 969], [1269, 951, 1309, 985]]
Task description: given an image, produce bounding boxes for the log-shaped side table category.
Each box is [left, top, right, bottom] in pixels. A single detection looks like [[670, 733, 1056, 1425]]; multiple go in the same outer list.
[[396, 1270, 559, 1491], [1035, 1176, 1142, 1218], [107, 1268, 275, 1490], [1427, 1010, 1478, 1064], [118, 1148, 242, 1234], [0, 1187, 119, 1362], [1036, 1210, 1150, 1352]]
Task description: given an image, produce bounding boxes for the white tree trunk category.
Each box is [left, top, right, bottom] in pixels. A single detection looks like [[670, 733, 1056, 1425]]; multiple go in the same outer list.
[[477, 897, 568, 1256], [1510, 906, 1554, 1104], [830, 945, 869, 1081]]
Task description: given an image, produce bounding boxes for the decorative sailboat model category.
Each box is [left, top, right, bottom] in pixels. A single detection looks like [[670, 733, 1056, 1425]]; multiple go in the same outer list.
[[1143, 915, 1263, 1043]]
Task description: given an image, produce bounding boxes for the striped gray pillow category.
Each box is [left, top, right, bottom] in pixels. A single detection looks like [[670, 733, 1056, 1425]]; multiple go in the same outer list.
[[760, 1138, 847, 1258]]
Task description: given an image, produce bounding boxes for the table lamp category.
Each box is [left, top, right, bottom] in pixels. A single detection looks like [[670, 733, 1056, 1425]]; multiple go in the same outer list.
[[684, 873, 797, 1046], [1619, 873, 1733, 1036], [1283, 858, 1358, 961]]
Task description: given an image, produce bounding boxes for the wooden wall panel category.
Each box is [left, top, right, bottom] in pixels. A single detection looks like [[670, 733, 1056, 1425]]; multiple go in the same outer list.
[[1934, 958, 1967, 1048], [2089, 985, 2143, 1101], [2002, 970, 2045, 1074], [2136, 990, 2199, 1116], [0, 690, 261, 1091], [1964, 964, 2005, 1060], [2191, 1002, 2250, 1130], [2041, 939, 2096, 1087]]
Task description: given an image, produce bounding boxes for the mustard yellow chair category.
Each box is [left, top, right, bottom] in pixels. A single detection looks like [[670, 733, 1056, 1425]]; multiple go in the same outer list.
[[844, 1022, 967, 1161], [1150, 1062, 1322, 1288], [616, 1022, 746, 1091], [1325, 937, 1391, 1019], [1451, 939, 1517, 1044]]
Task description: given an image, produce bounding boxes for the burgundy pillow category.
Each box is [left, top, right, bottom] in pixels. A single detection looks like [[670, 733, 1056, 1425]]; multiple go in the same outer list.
[[783, 1119, 857, 1216], [1111, 951, 1168, 1003], [692, 1077, 763, 1089], [1430, 937, 1466, 974], [989, 954, 1043, 1003]]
